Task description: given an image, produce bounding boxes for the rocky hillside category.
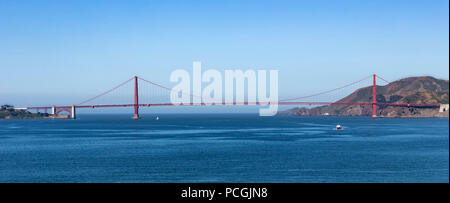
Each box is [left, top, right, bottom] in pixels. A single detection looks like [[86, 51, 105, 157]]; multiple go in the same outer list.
[[284, 76, 449, 117]]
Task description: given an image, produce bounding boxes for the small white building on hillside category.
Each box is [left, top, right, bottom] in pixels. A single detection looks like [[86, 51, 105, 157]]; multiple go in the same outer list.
[[439, 104, 449, 113]]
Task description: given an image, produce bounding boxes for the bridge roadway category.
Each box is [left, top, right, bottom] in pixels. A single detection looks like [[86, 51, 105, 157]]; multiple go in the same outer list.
[[25, 101, 441, 110]]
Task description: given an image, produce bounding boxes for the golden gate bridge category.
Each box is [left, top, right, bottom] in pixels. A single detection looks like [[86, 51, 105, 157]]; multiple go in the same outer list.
[[23, 74, 441, 119]]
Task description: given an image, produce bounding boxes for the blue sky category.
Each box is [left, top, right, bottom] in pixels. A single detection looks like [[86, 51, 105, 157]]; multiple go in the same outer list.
[[0, 0, 448, 110]]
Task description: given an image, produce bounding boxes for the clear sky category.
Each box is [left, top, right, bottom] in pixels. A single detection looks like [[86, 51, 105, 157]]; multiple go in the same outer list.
[[0, 0, 448, 110]]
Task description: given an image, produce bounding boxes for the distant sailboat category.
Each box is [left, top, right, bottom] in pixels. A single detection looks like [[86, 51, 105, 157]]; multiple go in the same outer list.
[[155, 116, 159, 121]]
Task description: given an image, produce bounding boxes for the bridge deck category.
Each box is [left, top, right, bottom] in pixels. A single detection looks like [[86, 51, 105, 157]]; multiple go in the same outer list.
[[25, 102, 441, 110]]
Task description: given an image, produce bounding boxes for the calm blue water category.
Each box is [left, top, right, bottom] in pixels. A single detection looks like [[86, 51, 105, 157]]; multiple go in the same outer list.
[[0, 114, 448, 183]]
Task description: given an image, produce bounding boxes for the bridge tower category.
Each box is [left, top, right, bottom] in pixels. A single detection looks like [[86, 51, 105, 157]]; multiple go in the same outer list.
[[133, 76, 140, 119], [71, 105, 76, 119], [372, 74, 377, 118]]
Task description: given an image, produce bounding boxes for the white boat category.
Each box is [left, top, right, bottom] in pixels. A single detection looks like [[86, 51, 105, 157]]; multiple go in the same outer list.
[[336, 124, 342, 130], [155, 116, 159, 121]]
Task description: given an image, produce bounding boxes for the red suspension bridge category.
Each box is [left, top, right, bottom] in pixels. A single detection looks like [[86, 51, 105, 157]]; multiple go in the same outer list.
[[22, 74, 442, 119]]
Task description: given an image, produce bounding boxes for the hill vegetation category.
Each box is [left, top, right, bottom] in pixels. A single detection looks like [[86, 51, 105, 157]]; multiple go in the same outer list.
[[284, 76, 449, 117], [0, 105, 49, 119]]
